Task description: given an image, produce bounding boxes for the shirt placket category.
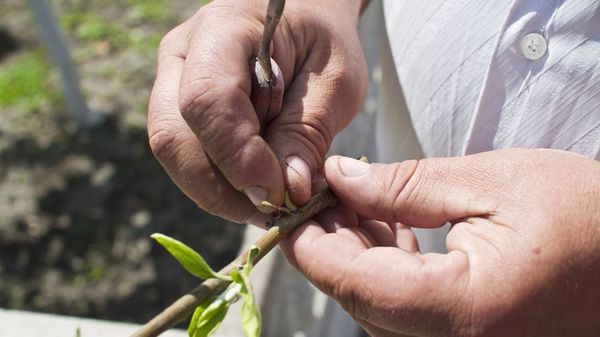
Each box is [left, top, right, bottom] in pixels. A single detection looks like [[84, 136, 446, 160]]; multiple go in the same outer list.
[[463, 0, 559, 154]]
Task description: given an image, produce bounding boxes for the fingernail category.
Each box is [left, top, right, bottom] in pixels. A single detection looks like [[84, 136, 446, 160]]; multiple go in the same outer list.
[[285, 155, 311, 184], [244, 211, 272, 229], [244, 186, 268, 206], [337, 156, 369, 177]]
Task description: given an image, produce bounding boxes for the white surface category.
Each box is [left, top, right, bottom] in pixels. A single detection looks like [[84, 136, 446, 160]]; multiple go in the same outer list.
[[0, 309, 188, 337]]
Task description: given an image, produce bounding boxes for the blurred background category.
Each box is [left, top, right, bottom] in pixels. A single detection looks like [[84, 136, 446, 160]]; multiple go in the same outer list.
[[0, 0, 245, 325]]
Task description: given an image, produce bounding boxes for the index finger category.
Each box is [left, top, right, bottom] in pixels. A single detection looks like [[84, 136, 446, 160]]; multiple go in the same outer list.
[[178, 5, 285, 208], [148, 19, 270, 226]]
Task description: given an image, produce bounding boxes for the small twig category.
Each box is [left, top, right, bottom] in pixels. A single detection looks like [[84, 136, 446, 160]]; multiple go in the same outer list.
[[130, 188, 337, 337], [255, 0, 285, 88]]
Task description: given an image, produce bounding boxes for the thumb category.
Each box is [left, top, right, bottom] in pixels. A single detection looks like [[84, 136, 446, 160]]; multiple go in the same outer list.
[[265, 67, 368, 206], [324, 155, 498, 228]]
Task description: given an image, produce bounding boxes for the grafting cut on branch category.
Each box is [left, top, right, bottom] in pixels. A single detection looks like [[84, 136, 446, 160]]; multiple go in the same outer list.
[[255, 0, 285, 88]]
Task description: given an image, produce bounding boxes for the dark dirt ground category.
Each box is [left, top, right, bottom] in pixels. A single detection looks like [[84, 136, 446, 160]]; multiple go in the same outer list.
[[0, 0, 245, 324]]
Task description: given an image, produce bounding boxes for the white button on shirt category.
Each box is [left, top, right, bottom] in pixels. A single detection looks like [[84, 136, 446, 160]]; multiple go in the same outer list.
[[380, 0, 600, 160], [520, 32, 547, 60]]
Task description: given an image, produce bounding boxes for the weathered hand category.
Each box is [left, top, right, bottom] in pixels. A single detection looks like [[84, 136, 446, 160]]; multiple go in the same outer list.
[[147, 0, 367, 226], [282, 149, 600, 337]]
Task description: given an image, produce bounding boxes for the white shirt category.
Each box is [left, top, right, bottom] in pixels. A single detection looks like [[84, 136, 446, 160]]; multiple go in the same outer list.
[[380, 0, 600, 160]]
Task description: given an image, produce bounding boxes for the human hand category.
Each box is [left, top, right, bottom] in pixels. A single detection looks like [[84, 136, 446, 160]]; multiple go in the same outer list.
[[282, 149, 600, 337], [147, 0, 368, 226]]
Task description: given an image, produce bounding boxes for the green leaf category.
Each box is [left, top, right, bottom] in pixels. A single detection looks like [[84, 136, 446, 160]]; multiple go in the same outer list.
[[188, 299, 211, 337], [188, 306, 202, 337], [220, 282, 243, 303], [241, 295, 261, 337], [151, 233, 229, 280], [231, 269, 261, 337], [190, 300, 228, 337], [244, 246, 261, 275], [189, 283, 241, 337], [230, 269, 243, 284]]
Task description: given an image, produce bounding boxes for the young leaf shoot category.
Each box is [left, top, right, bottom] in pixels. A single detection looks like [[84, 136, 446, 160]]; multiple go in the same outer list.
[[151, 233, 231, 281]]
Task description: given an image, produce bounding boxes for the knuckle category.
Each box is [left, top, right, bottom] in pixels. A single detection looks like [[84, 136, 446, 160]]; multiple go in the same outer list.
[[270, 107, 337, 163], [305, 66, 366, 132], [331, 66, 362, 93], [196, 191, 230, 218], [208, 133, 244, 172], [182, 91, 230, 156], [192, 2, 263, 40], [300, 114, 333, 157], [388, 159, 424, 221], [324, 68, 356, 99], [193, 1, 233, 20], [329, 58, 368, 103], [157, 23, 189, 61], [178, 73, 244, 132], [270, 122, 330, 169], [178, 78, 215, 124], [157, 30, 176, 56], [148, 127, 180, 162]]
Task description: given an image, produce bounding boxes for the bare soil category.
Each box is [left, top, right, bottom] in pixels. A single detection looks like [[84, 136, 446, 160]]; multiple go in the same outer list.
[[0, 0, 244, 324]]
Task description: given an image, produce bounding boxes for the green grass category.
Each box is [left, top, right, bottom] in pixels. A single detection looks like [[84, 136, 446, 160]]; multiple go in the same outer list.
[[60, 11, 130, 48], [59, 4, 173, 54], [131, 32, 163, 54], [0, 51, 61, 114], [129, 0, 169, 22]]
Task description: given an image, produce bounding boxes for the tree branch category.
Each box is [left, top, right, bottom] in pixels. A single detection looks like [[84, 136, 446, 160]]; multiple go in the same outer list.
[[255, 0, 285, 88], [130, 188, 337, 337]]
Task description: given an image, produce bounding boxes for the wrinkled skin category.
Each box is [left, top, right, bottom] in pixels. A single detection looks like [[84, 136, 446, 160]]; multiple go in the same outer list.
[[147, 0, 367, 226], [150, 1, 600, 335], [282, 149, 600, 337]]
